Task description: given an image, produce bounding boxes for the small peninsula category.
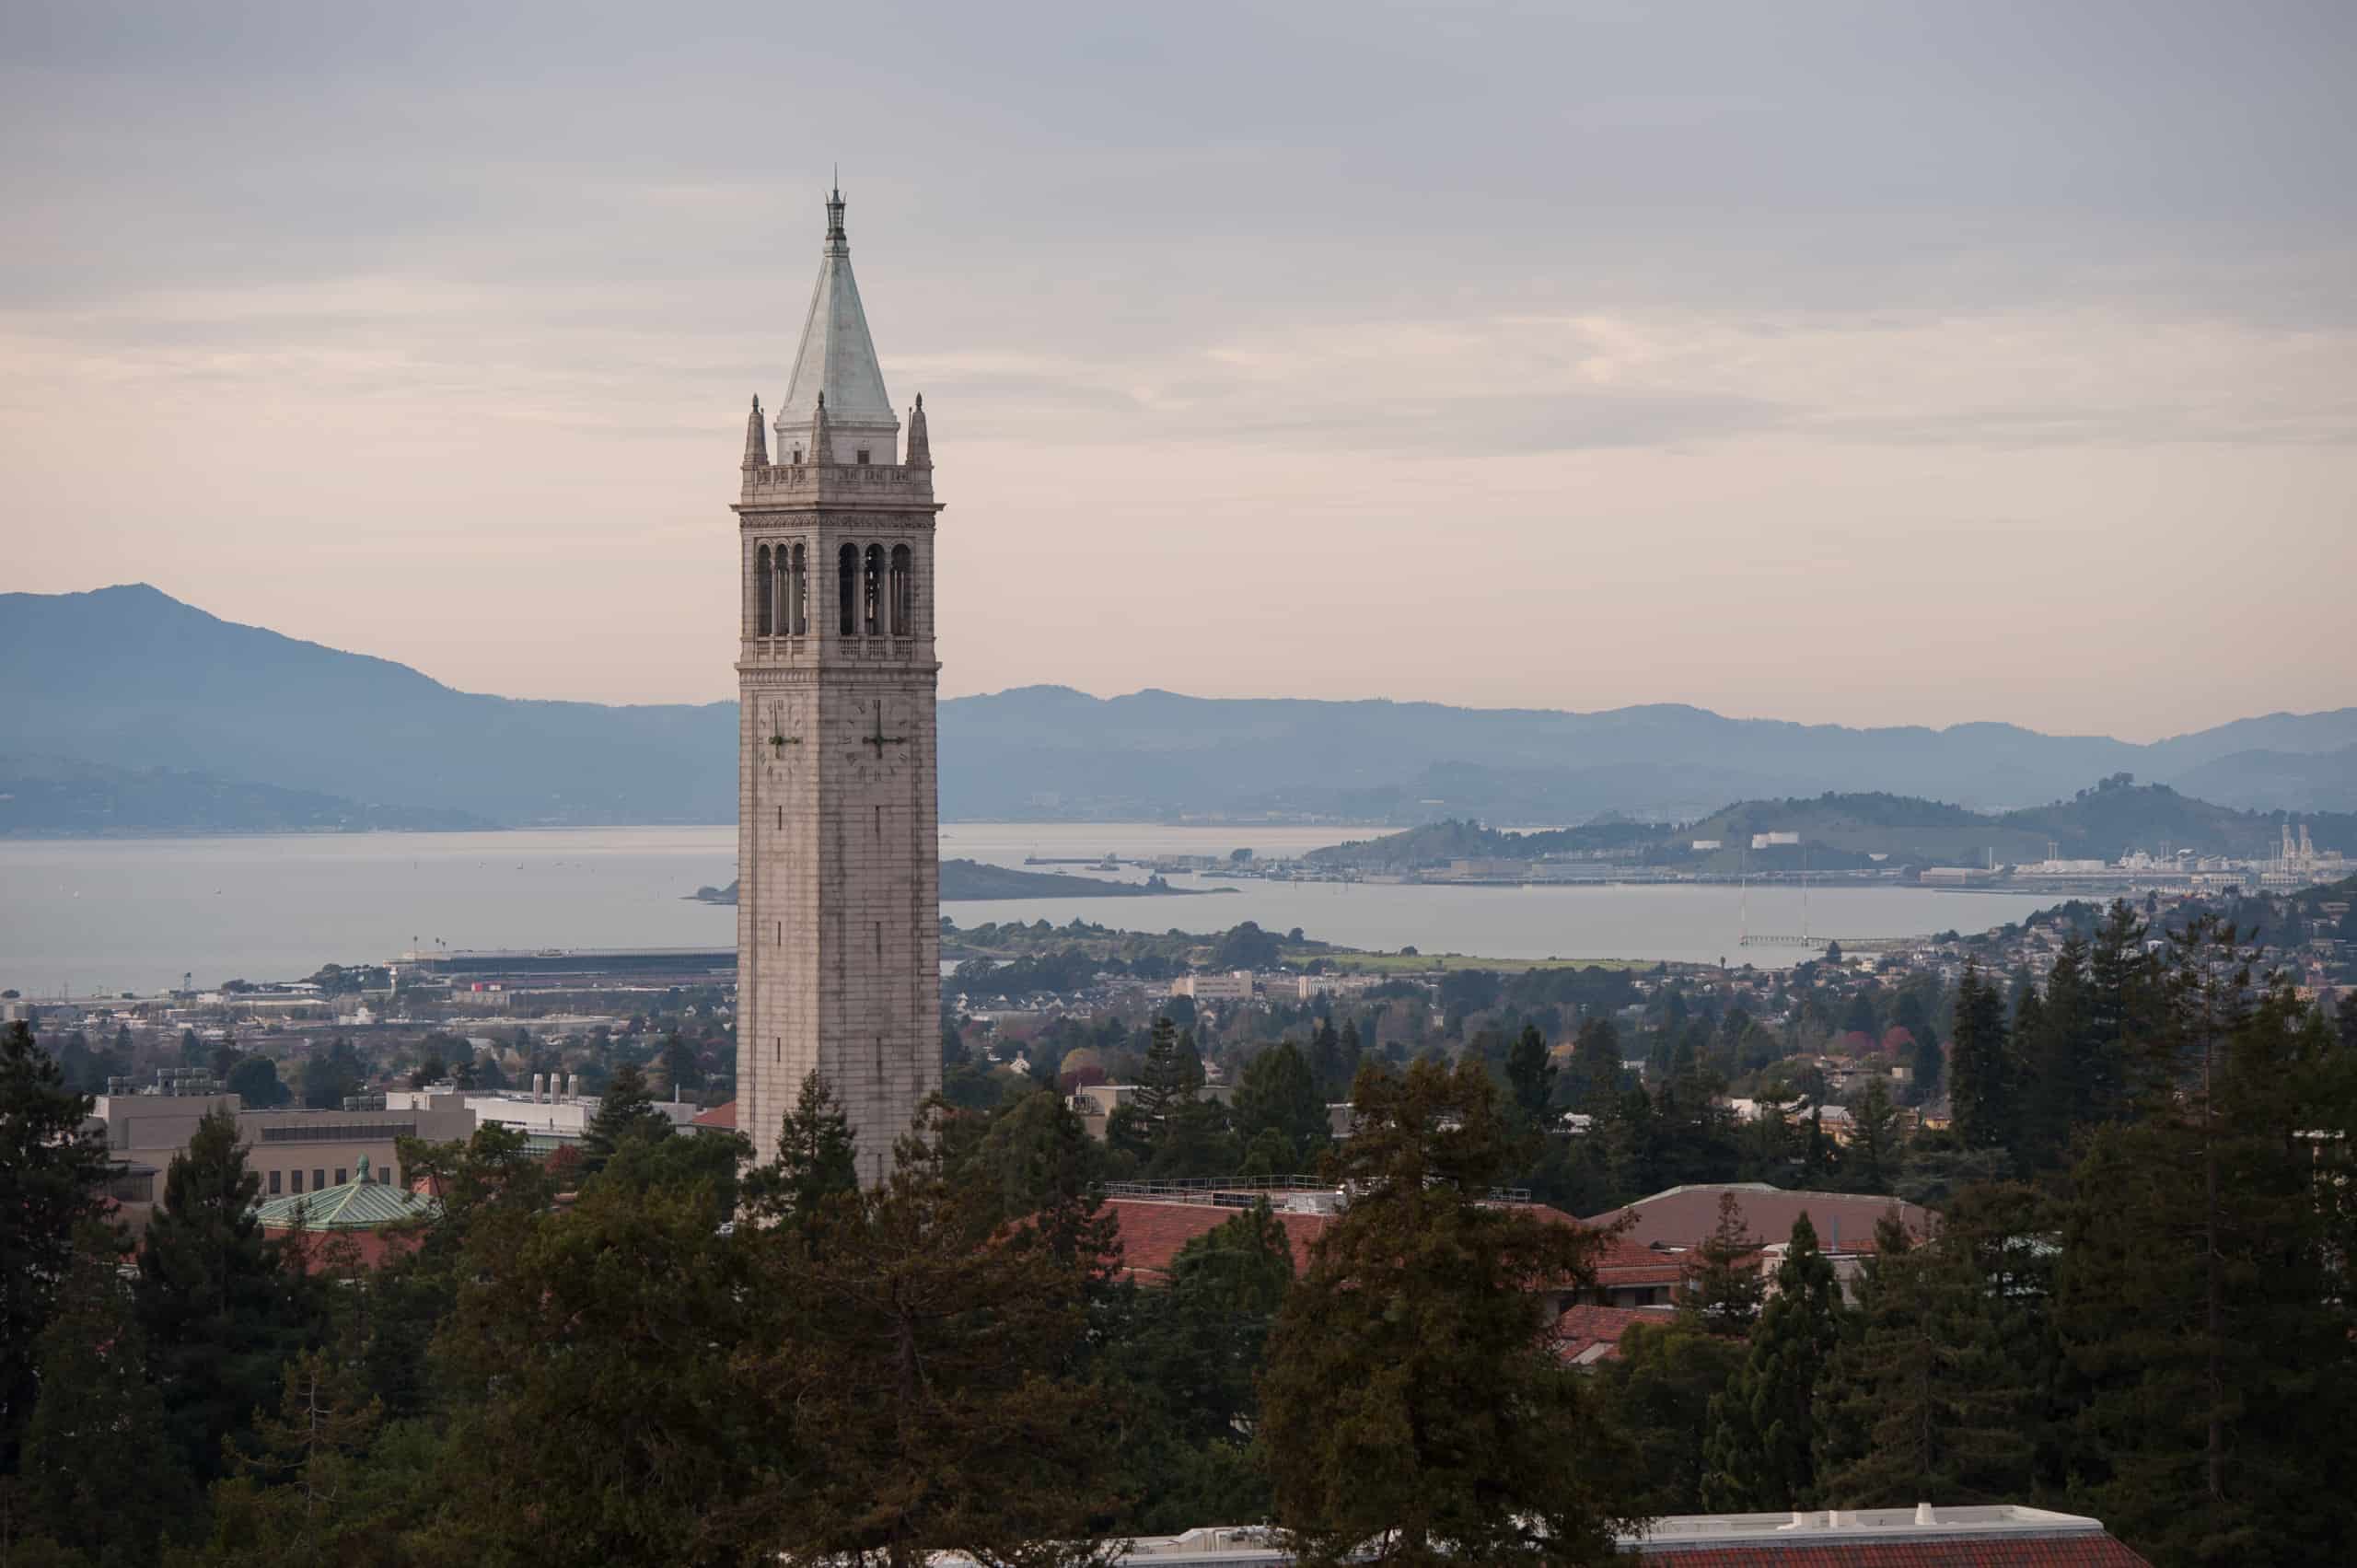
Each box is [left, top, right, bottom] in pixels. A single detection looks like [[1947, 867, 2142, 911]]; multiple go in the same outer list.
[[691, 857, 1229, 905]]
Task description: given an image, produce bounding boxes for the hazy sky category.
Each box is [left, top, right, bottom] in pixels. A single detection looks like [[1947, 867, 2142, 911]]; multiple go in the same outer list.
[[6, 1, 2353, 740]]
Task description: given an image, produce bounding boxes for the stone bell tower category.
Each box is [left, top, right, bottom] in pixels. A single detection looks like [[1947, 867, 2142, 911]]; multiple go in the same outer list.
[[734, 184, 941, 1183]]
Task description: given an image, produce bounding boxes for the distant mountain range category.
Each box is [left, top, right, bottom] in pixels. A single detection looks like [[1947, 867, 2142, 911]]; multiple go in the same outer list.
[[4, 584, 2352, 832]]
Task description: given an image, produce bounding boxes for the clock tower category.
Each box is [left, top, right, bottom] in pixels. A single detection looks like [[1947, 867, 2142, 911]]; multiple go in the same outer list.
[[734, 185, 941, 1182]]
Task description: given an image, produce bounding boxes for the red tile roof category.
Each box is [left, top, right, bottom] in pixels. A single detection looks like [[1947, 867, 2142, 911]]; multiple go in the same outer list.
[[1553, 1303, 1674, 1365], [691, 1099, 737, 1131], [1589, 1234, 1688, 1290], [1104, 1199, 1328, 1283], [1105, 1194, 1676, 1292]]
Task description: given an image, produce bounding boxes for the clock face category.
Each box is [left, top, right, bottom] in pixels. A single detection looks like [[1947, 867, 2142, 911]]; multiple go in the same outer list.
[[847, 696, 913, 784], [766, 697, 806, 779]]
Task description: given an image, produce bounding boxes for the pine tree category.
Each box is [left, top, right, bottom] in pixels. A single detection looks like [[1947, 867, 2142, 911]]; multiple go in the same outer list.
[[747, 1109, 1126, 1567], [1231, 1040, 1326, 1167], [1565, 1016, 1624, 1113], [1814, 1216, 2035, 1507], [0, 1018, 116, 1471], [2084, 900, 2154, 1122], [1260, 1058, 1631, 1566], [1502, 1023, 1556, 1128], [1701, 1214, 1840, 1511], [745, 1070, 859, 1251], [2054, 920, 2357, 1565], [2009, 935, 2093, 1175], [1133, 1016, 1199, 1134], [1843, 1077, 1902, 1194], [1947, 962, 2015, 1155], [17, 1229, 192, 1567], [134, 1107, 319, 1483], [1104, 1202, 1296, 1532], [1594, 1317, 1747, 1516], [195, 1349, 388, 1565], [578, 1060, 669, 1178], [1680, 1190, 1765, 1336], [428, 1169, 769, 1566]]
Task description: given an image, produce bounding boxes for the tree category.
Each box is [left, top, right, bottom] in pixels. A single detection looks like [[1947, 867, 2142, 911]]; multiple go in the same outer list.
[[1813, 1216, 2035, 1507], [1680, 1190, 1764, 1336], [744, 1070, 858, 1248], [1260, 1058, 1631, 1566], [2017, 935, 2094, 1174], [14, 1229, 192, 1567], [2053, 920, 2357, 1565], [1212, 921, 1282, 970], [659, 1029, 702, 1096], [407, 1052, 447, 1090], [1231, 1041, 1326, 1166], [2084, 900, 2154, 1124], [0, 1018, 115, 1471], [427, 1172, 769, 1566], [742, 1110, 1126, 1567], [578, 1060, 670, 1179], [299, 1038, 364, 1110], [1504, 1024, 1557, 1125], [226, 1053, 293, 1109], [1947, 962, 2015, 1153], [1595, 1318, 1747, 1516], [1105, 1202, 1297, 1533], [134, 1109, 319, 1483], [1842, 1077, 1903, 1194], [192, 1349, 389, 1566], [1132, 1016, 1202, 1136], [1562, 1016, 1623, 1113], [1701, 1214, 1840, 1511]]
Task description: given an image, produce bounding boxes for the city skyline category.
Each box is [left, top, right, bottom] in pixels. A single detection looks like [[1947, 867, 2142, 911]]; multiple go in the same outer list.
[[6, 2, 2354, 742]]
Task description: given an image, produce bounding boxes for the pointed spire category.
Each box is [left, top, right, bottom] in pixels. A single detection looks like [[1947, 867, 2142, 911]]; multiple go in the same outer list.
[[742, 394, 769, 469], [905, 392, 931, 468], [775, 181, 896, 451], [808, 389, 831, 466]]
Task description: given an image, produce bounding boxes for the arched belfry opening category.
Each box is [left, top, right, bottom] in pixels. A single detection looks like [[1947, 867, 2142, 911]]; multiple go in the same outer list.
[[755, 543, 774, 635], [838, 542, 858, 636], [889, 544, 912, 634], [863, 544, 885, 636]]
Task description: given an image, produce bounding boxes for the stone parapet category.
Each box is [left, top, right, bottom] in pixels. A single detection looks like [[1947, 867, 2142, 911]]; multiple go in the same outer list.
[[738, 461, 935, 508]]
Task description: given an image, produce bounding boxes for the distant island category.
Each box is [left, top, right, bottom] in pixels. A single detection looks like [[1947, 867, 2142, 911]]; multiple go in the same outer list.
[[1307, 781, 2357, 876], [692, 858, 1229, 905]]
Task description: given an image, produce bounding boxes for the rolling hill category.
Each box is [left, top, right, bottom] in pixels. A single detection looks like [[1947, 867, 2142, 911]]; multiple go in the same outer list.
[[4, 585, 2352, 830]]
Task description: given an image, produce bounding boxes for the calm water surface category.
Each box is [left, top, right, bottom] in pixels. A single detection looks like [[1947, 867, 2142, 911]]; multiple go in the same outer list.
[[0, 825, 2061, 996]]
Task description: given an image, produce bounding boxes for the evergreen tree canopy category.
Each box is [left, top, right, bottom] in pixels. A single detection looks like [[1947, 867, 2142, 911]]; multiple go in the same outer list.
[[1680, 1190, 1765, 1337], [2055, 919, 2357, 1566], [0, 1018, 115, 1470], [745, 1111, 1126, 1567], [1947, 962, 2015, 1154], [17, 1227, 193, 1567], [1231, 1040, 1328, 1167], [1701, 1214, 1840, 1512], [1813, 1216, 2035, 1508], [1260, 1058, 1631, 1566], [134, 1108, 319, 1483], [579, 1060, 671, 1178]]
